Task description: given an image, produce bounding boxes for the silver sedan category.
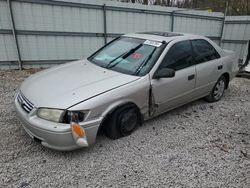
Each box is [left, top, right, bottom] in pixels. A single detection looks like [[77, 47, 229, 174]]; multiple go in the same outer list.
[[15, 32, 239, 151]]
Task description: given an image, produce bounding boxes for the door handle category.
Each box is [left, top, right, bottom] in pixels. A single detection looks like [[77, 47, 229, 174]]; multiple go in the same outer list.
[[218, 65, 223, 70], [188, 74, 195, 80]]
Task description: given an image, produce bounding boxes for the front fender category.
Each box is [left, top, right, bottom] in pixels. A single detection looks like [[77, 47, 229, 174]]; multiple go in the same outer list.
[[68, 75, 151, 122]]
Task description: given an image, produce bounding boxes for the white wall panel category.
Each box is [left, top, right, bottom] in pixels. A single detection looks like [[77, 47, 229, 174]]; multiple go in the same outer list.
[[17, 35, 104, 60], [224, 24, 247, 40], [0, 34, 18, 61], [106, 10, 171, 33], [0, 1, 12, 29], [224, 17, 250, 42], [12, 2, 104, 32], [222, 43, 247, 59], [222, 16, 250, 59], [174, 17, 222, 37]]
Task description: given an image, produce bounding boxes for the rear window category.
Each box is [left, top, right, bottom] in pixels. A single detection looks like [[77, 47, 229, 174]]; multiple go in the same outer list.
[[191, 39, 220, 64]]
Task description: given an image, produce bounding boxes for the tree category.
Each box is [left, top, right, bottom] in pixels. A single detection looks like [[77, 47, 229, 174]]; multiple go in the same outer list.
[[116, 0, 250, 15]]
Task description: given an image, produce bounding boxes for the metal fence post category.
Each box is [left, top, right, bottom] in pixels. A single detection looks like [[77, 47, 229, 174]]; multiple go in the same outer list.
[[103, 4, 107, 44], [219, 16, 226, 47], [219, 1, 228, 47], [171, 11, 174, 32], [171, 9, 188, 32], [7, 0, 22, 70]]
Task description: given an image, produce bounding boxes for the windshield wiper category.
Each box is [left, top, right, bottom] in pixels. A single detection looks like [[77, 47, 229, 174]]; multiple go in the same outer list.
[[134, 47, 157, 75], [105, 43, 143, 69]]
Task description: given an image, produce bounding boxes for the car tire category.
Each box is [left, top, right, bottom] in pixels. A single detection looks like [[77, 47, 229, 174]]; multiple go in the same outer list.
[[205, 75, 226, 102], [104, 104, 141, 140]]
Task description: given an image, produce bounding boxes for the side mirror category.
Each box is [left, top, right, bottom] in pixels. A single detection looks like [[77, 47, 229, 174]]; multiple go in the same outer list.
[[153, 68, 175, 79]]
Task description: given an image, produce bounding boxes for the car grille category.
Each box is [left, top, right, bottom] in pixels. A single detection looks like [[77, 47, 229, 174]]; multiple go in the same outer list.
[[17, 92, 34, 113]]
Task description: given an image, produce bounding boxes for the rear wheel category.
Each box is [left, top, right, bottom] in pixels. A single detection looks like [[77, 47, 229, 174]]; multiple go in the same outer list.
[[104, 104, 141, 140], [205, 75, 226, 102]]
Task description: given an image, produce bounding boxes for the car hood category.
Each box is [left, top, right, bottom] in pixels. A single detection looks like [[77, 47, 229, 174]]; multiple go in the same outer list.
[[20, 59, 140, 109]]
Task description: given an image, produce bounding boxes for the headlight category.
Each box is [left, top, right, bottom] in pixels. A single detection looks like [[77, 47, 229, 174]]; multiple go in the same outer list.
[[37, 108, 65, 123], [37, 108, 88, 123], [62, 111, 88, 123]]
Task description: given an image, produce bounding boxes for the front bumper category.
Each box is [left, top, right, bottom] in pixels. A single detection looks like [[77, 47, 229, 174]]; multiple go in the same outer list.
[[14, 95, 102, 151]]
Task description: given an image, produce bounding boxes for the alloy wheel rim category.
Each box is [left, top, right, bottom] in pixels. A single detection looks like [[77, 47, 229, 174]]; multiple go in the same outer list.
[[213, 80, 225, 100]]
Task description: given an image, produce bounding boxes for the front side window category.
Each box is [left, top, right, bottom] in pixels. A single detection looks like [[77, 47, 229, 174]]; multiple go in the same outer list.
[[88, 37, 164, 76], [158, 40, 193, 71], [191, 39, 220, 64]]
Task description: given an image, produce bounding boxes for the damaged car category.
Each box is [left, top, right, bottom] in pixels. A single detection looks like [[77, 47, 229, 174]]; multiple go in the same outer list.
[[15, 32, 239, 150]]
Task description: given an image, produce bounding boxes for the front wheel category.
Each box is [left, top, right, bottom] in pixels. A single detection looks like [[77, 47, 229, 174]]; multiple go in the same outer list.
[[205, 76, 226, 102], [104, 104, 141, 140]]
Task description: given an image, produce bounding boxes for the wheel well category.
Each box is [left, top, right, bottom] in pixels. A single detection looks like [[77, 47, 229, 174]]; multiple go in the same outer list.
[[98, 103, 142, 133], [222, 72, 230, 89]]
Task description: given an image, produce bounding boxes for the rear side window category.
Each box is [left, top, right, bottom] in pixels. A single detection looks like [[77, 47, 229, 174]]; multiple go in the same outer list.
[[159, 40, 193, 71], [191, 39, 220, 64]]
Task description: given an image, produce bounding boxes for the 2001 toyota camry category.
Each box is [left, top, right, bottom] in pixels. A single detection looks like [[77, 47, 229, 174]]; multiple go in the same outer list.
[[15, 32, 239, 151]]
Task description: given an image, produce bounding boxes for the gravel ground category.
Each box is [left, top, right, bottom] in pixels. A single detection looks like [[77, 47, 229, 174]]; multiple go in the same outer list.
[[0, 70, 250, 188]]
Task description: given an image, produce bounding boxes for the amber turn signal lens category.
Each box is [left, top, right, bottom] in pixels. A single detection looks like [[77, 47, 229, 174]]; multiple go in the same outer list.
[[72, 123, 85, 138]]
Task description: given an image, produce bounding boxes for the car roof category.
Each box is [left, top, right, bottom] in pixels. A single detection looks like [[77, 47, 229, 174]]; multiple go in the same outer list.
[[124, 31, 202, 43], [123, 32, 224, 56]]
